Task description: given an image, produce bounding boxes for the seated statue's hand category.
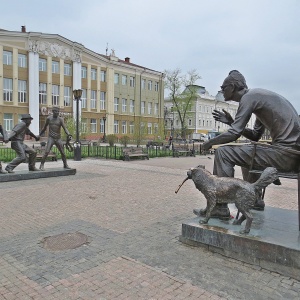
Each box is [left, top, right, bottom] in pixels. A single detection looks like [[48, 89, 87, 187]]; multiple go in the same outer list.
[[35, 136, 40, 141], [202, 141, 212, 151], [212, 109, 234, 125]]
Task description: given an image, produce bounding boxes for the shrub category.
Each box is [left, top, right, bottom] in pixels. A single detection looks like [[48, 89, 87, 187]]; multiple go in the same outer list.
[[120, 135, 130, 147], [106, 134, 117, 146]]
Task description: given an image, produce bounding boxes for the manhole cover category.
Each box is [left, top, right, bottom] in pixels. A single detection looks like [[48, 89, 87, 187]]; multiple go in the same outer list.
[[42, 232, 89, 251]]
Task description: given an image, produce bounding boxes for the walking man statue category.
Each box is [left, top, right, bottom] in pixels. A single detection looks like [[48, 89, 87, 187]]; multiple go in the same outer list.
[[39, 107, 71, 170], [198, 70, 300, 219], [0, 124, 9, 173], [5, 114, 40, 173]]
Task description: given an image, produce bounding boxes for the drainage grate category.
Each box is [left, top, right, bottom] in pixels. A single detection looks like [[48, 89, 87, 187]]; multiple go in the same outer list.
[[42, 232, 89, 251]]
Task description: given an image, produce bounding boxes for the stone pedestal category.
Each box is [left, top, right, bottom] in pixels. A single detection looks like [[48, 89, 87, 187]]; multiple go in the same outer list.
[[0, 168, 76, 182], [180, 205, 300, 280]]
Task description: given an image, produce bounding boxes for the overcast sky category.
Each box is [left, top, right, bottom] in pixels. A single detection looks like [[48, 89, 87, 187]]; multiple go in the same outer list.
[[1, 0, 300, 112]]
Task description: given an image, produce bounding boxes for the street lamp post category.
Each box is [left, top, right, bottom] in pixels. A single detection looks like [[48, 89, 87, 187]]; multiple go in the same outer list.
[[102, 115, 107, 142], [73, 89, 82, 161]]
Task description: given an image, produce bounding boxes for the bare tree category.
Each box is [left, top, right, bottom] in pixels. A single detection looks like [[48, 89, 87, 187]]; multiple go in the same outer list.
[[164, 69, 201, 139]]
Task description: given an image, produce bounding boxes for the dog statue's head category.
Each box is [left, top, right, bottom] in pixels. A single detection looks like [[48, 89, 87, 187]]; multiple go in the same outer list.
[[187, 165, 205, 179]]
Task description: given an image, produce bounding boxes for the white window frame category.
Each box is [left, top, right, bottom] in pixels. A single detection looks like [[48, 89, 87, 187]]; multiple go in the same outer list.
[[91, 90, 97, 109], [154, 123, 158, 134], [90, 119, 97, 133], [122, 121, 127, 134], [81, 118, 87, 133], [122, 75, 127, 85], [130, 99, 135, 113], [64, 63, 72, 76], [154, 82, 159, 92], [148, 80, 152, 90], [141, 101, 145, 114], [64, 86, 71, 106], [4, 113, 13, 131], [122, 98, 127, 113], [81, 89, 87, 108], [148, 123, 152, 134], [52, 61, 59, 74], [39, 58, 47, 71], [154, 103, 158, 115], [39, 83, 47, 104], [100, 92, 106, 110], [3, 78, 13, 102], [101, 70, 106, 82], [148, 102, 152, 115], [18, 54, 27, 68], [81, 66, 87, 78], [129, 122, 134, 134], [3, 51, 12, 65], [91, 68, 97, 80], [100, 119, 104, 133], [114, 73, 119, 84], [18, 80, 27, 103], [129, 76, 135, 87], [114, 97, 119, 112], [114, 120, 119, 134], [141, 79, 146, 89], [52, 85, 59, 106]]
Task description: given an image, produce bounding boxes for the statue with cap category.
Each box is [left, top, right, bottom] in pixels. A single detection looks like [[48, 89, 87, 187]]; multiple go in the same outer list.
[[195, 70, 300, 219], [39, 106, 71, 170], [5, 114, 40, 173]]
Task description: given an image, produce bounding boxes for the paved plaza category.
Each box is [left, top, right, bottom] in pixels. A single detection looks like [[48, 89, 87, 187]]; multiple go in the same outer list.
[[0, 155, 300, 299]]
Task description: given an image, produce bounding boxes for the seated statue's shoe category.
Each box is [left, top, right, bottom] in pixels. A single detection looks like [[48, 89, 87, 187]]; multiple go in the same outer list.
[[39, 164, 45, 171], [0, 168, 7, 174], [193, 207, 231, 220], [253, 199, 265, 211], [273, 178, 281, 185], [64, 164, 71, 169], [5, 166, 14, 173], [29, 167, 41, 172]]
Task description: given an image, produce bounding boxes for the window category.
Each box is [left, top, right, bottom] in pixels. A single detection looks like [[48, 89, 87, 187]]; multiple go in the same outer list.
[[129, 76, 135, 87], [141, 101, 145, 114], [100, 92, 106, 110], [52, 61, 59, 74], [122, 98, 127, 112], [81, 66, 87, 78], [148, 80, 152, 90], [122, 121, 127, 134], [18, 80, 27, 103], [154, 123, 158, 134], [154, 103, 158, 115], [91, 90, 97, 109], [90, 119, 97, 133], [148, 123, 152, 134], [39, 58, 47, 71], [148, 102, 152, 115], [141, 79, 146, 89], [114, 97, 119, 112], [81, 118, 87, 133], [52, 85, 59, 106], [18, 54, 27, 68], [154, 82, 159, 92], [4, 113, 13, 131], [114, 73, 119, 84], [64, 87, 71, 106], [114, 120, 119, 133], [101, 70, 106, 82], [188, 119, 192, 126], [130, 99, 135, 113], [3, 78, 13, 101], [81, 89, 87, 108], [91, 68, 97, 80], [64, 63, 72, 76], [100, 119, 104, 133], [122, 75, 127, 85], [39, 83, 47, 104], [3, 51, 12, 65], [129, 122, 134, 134]]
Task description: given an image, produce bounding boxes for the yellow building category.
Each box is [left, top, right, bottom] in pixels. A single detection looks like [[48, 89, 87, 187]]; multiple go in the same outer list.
[[0, 26, 164, 140]]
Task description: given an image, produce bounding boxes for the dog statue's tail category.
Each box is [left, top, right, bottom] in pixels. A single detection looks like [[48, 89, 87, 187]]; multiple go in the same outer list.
[[252, 167, 279, 190]]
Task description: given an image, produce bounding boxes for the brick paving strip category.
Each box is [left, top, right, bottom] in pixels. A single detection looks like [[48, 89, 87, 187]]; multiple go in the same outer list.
[[0, 157, 299, 299]]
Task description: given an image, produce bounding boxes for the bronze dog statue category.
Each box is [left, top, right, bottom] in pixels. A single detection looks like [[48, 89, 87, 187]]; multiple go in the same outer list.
[[176, 165, 278, 234]]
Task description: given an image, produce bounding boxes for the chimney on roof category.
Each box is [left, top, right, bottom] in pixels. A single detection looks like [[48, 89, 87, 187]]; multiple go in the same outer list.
[[125, 57, 130, 63], [21, 26, 26, 33]]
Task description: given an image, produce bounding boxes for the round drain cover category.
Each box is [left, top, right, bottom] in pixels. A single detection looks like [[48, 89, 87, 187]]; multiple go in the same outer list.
[[42, 232, 89, 251]]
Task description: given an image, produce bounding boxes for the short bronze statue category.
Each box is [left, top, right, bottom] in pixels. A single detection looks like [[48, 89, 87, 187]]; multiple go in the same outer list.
[[200, 70, 300, 219], [5, 114, 40, 173], [39, 107, 71, 170], [176, 165, 278, 234], [0, 124, 9, 173]]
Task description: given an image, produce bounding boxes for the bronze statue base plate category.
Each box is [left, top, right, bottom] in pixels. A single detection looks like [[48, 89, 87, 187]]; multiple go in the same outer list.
[[180, 204, 300, 281], [0, 168, 76, 182]]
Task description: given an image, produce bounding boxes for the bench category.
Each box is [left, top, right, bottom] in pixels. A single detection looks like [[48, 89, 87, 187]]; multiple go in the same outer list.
[[123, 147, 149, 161], [172, 143, 195, 157], [35, 143, 57, 161]]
